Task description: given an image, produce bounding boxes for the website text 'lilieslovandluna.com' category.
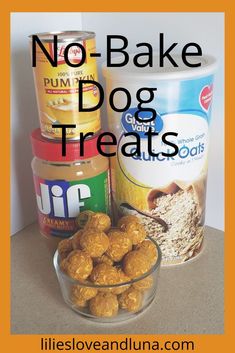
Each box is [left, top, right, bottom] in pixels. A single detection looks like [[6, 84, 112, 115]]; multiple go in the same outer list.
[[40, 337, 195, 351]]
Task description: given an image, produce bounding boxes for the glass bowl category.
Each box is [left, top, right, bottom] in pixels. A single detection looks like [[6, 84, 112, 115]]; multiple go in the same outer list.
[[53, 237, 161, 323]]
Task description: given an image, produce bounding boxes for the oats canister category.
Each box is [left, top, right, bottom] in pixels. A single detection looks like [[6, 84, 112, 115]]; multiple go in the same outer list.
[[30, 129, 110, 249], [29, 31, 101, 140], [103, 54, 217, 265]]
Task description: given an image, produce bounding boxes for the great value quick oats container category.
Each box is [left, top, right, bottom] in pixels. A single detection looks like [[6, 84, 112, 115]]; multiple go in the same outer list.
[[31, 129, 110, 250], [103, 54, 217, 265], [29, 31, 101, 140]]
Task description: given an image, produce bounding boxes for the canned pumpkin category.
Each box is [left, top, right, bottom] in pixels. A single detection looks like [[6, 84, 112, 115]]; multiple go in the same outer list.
[[29, 31, 101, 140]]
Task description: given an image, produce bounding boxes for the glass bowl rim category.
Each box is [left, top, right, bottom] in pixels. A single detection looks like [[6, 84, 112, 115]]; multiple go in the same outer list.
[[53, 236, 162, 288]]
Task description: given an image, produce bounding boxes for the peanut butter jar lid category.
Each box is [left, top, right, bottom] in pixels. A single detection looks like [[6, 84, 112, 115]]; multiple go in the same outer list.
[[31, 128, 100, 162]]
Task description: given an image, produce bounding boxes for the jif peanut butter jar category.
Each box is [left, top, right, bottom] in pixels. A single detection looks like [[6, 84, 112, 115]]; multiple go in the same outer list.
[[31, 128, 110, 252]]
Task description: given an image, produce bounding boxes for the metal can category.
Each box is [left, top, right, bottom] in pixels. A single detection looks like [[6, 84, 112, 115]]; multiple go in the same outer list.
[[29, 31, 101, 140]]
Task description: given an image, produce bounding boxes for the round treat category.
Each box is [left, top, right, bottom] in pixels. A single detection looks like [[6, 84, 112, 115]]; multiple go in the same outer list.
[[112, 269, 131, 295], [90, 263, 118, 286], [106, 230, 132, 262], [66, 250, 93, 281], [119, 287, 143, 312], [76, 210, 94, 228], [93, 254, 114, 266], [117, 215, 140, 228], [89, 292, 118, 317], [72, 285, 98, 301], [80, 230, 109, 257], [85, 212, 111, 232], [72, 229, 84, 250], [58, 238, 73, 260], [72, 296, 88, 308], [120, 222, 146, 245], [136, 240, 158, 265], [123, 250, 152, 278], [133, 275, 153, 291], [60, 258, 68, 273]]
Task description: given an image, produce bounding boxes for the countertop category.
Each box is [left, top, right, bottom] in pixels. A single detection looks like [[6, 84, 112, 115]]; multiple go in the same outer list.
[[11, 223, 224, 334]]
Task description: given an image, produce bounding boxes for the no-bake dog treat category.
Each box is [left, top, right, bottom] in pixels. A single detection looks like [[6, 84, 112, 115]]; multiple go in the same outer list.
[[71, 229, 84, 250], [123, 250, 152, 279], [93, 254, 114, 266], [132, 275, 153, 291], [80, 230, 109, 258], [60, 258, 69, 273], [119, 221, 146, 245], [84, 212, 111, 232], [90, 263, 119, 286], [72, 285, 98, 301], [89, 292, 119, 317], [106, 229, 132, 262], [136, 240, 158, 265], [71, 285, 98, 308], [117, 215, 140, 228], [112, 269, 131, 295], [63, 250, 93, 281], [76, 210, 95, 229], [58, 238, 73, 260], [57, 211, 159, 318], [118, 287, 143, 312]]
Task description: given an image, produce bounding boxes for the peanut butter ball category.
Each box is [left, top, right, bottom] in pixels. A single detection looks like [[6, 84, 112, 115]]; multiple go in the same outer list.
[[117, 215, 140, 228], [85, 212, 111, 232], [112, 269, 131, 295], [72, 296, 88, 308], [106, 230, 132, 262], [90, 263, 118, 286], [93, 254, 114, 266], [71, 285, 98, 301], [136, 240, 158, 265], [120, 221, 146, 245], [89, 292, 118, 317], [66, 250, 93, 281], [76, 210, 94, 228], [80, 230, 109, 258], [60, 258, 68, 273], [133, 275, 153, 291], [119, 287, 143, 312], [58, 238, 73, 260], [123, 250, 152, 279], [72, 229, 84, 250]]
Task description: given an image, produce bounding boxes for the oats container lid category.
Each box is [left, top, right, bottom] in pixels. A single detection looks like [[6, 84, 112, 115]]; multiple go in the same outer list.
[[102, 54, 217, 81]]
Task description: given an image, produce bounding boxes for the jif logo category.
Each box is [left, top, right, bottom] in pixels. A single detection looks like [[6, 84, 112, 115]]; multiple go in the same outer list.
[[36, 183, 91, 218]]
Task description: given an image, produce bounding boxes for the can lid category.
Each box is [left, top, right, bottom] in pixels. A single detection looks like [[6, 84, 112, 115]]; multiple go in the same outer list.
[[31, 128, 100, 161], [29, 30, 95, 42], [102, 54, 217, 81]]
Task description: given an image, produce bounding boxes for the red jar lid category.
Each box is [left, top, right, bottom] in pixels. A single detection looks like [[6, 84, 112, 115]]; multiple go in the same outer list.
[[31, 128, 100, 161]]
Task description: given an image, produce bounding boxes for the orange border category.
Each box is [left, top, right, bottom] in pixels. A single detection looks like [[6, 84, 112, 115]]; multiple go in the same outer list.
[[3, 1, 234, 352]]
